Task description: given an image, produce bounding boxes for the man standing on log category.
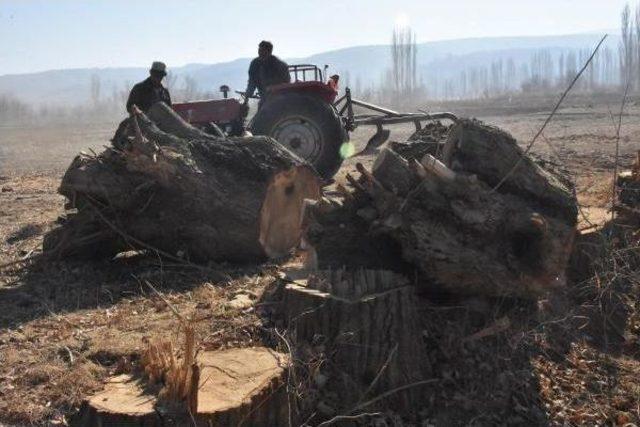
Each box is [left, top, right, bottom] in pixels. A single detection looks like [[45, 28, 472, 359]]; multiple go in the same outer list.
[[242, 41, 290, 112], [126, 61, 172, 113]]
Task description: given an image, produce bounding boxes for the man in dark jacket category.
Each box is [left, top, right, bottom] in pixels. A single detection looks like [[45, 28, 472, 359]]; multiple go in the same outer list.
[[126, 61, 172, 113], [243, 41, 290, 110]]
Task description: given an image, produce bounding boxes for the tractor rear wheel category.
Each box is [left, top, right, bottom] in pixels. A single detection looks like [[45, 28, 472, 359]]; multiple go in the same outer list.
[[251, 93, 347, 179]]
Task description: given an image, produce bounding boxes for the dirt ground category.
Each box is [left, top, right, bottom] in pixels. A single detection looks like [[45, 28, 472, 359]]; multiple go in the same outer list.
[[1, 92, 640, 426]]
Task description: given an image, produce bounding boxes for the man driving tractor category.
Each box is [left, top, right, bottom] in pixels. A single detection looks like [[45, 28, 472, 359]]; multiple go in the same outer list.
[[243, 41, 290, 111], [169, 40, 456, 181]]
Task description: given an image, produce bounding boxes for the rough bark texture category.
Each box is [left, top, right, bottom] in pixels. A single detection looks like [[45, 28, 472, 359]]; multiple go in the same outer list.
[[44, 103, 320, 262], [283, 269, 429, 412], [75, 348, 290, 427], [443, 119, 578, 224], [310, 119, 577, 298]]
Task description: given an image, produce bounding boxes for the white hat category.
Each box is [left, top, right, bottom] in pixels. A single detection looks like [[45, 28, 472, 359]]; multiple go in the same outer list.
[[150, 61, 167, 74]]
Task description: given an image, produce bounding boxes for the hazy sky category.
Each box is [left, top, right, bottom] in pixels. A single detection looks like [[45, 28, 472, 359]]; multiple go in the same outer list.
[[0, 0, 628, 75]]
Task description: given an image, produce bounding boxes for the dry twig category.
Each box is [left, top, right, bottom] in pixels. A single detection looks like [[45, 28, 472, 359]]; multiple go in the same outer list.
[[610, 79, 632, 221], [84, 196, 229, 282], [319, 379, 439, 426]]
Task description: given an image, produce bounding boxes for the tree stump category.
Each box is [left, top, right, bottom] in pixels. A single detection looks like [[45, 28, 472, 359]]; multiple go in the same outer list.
[[283, 269, 429, 412], [44, 103, 320, 262], [76, 347, 290, 426]]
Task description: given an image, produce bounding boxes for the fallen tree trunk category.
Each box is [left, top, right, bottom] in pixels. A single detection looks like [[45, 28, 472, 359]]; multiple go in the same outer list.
[[44, 103, 320, 262], [308, 120, 577, 298]]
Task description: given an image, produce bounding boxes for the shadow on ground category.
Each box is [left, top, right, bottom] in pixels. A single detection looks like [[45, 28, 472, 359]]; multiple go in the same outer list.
[[0, 251, 255, 330]]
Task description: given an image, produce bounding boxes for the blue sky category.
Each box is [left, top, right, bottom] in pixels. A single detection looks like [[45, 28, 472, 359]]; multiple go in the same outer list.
[[0, 0, 628, 75]]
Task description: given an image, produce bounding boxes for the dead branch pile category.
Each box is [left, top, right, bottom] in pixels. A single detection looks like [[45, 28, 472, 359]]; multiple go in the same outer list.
[[389, 121, 452, 162], [308, 119, 578, 298], [407, 121, 451, 143], [43, 103, 320, 263]]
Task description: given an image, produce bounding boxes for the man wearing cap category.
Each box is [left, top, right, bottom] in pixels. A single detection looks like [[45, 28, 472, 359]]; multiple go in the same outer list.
[[243, 41, 290, 111], [327, 74, 340, 91], [126, 61, 172, 113]]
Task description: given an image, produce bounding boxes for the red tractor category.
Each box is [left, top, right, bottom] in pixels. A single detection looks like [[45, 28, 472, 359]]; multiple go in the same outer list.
[[172, 64, 457, 179]]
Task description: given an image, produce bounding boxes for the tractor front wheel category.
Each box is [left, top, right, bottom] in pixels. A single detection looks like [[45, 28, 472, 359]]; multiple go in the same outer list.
[[251, 93, 347, 179]]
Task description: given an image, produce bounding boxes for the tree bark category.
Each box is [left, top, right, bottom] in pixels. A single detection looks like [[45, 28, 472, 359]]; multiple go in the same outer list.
[[44, 103, 321, 262], [443, 119, 577, 224], [282, 269, 429, 412]]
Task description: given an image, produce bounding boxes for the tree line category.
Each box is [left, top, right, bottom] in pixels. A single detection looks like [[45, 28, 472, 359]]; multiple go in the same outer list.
[[620, 1, 640, 89], [0, 72, 221, 125], [425, 45, 621, 100], [357, 3, 638, 104]]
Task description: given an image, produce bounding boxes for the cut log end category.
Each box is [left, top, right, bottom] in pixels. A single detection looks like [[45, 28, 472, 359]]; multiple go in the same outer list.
[[259, 166, 320, 258]]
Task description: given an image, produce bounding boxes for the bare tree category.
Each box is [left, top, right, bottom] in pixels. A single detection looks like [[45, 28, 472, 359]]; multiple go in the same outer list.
[[119, 81, 132, 109], [0, 94, 32, 122], [565, 51, 578, 85], [90, 74, 101, 106], [341, 70, 351, 92], [390, 27, 418, 101], [598, 47, 614, 86], [635, 2, 640, 88], [412, 34, 418, 91], [460, 69, 468, 97], [620, 3, 634, 86], [556, 53, 565, 88], [183, 75, 198, 101], [165, 72, 178, 92], [505, 58, 516, 91]]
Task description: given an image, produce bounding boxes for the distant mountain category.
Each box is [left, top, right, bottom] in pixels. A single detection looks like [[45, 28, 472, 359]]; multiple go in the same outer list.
[[0, 32, 618, 106]]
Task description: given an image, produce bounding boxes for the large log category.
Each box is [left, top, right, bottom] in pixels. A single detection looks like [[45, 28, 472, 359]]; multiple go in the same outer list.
[[310, 120, 577, 298], [44, 103, 321, 262], [283, 269, 429, 412]]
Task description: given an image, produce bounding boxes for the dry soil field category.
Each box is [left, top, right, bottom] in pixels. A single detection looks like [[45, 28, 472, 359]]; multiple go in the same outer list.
[[1, 93, 640, 426]]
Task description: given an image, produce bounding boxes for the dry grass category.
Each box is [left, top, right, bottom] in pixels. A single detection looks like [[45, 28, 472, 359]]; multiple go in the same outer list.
[[530, 222, 640, 425], [141, 323, 199, 415], [0, 243, 273, 425]]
